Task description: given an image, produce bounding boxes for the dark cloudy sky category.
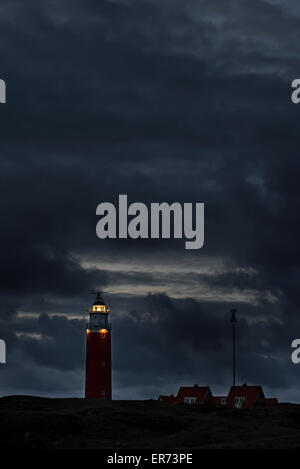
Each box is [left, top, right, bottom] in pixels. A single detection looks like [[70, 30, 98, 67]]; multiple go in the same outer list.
[[1, 0, 300, 402]]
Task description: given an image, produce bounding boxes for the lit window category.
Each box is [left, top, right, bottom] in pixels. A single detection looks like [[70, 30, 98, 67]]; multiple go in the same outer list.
[[184, 397, 197, 404]]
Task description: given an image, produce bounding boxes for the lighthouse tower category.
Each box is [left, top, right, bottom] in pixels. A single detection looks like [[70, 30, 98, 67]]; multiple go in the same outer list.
[[85, 293, 112, 399]]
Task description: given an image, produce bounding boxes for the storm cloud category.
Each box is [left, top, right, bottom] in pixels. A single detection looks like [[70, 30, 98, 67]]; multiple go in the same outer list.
[[0, 0, 300, 402]]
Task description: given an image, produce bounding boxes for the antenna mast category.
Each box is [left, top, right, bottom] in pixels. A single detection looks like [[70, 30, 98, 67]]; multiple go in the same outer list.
[[230, 309, 237, 386]]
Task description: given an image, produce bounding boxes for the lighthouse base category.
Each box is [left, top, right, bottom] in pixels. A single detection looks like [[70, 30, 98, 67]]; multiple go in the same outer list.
[[85, 331, 112, 400]]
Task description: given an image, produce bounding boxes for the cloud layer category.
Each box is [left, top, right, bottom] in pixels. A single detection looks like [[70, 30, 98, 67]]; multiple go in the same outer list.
[[0, 0, 300, 401]]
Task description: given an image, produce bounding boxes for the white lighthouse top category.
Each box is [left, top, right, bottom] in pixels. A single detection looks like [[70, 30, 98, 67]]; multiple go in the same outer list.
[[89, 292, 110, 314], [87, 293, 111, 332]]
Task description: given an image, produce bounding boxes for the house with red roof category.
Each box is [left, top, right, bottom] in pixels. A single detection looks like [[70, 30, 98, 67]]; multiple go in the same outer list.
[[159, 385, 212, 404], [227, 384, 265, 409], [176, 385, 212, 404], [159, 383, 278, 409], [211, 396, 227, 407], [158, 394, 177, 403]]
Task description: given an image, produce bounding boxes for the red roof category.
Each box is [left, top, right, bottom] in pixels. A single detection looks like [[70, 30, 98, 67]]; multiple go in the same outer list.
[[176, 386, 212, 403], [227, 385, 265, 409]]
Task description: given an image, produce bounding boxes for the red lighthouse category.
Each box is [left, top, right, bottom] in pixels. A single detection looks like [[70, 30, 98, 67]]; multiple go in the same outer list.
[[85, 293, 112, 399]]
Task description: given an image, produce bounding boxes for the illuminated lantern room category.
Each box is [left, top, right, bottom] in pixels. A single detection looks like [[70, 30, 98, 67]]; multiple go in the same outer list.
[[90, 293, 110, 314]]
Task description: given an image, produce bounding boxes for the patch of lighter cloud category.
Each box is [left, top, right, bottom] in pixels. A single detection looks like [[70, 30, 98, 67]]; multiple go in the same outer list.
[[16, 311, 40, 319], [107, 282, 274, 305], [15, 332, 43, 340], [75, 251, 255, 277]]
